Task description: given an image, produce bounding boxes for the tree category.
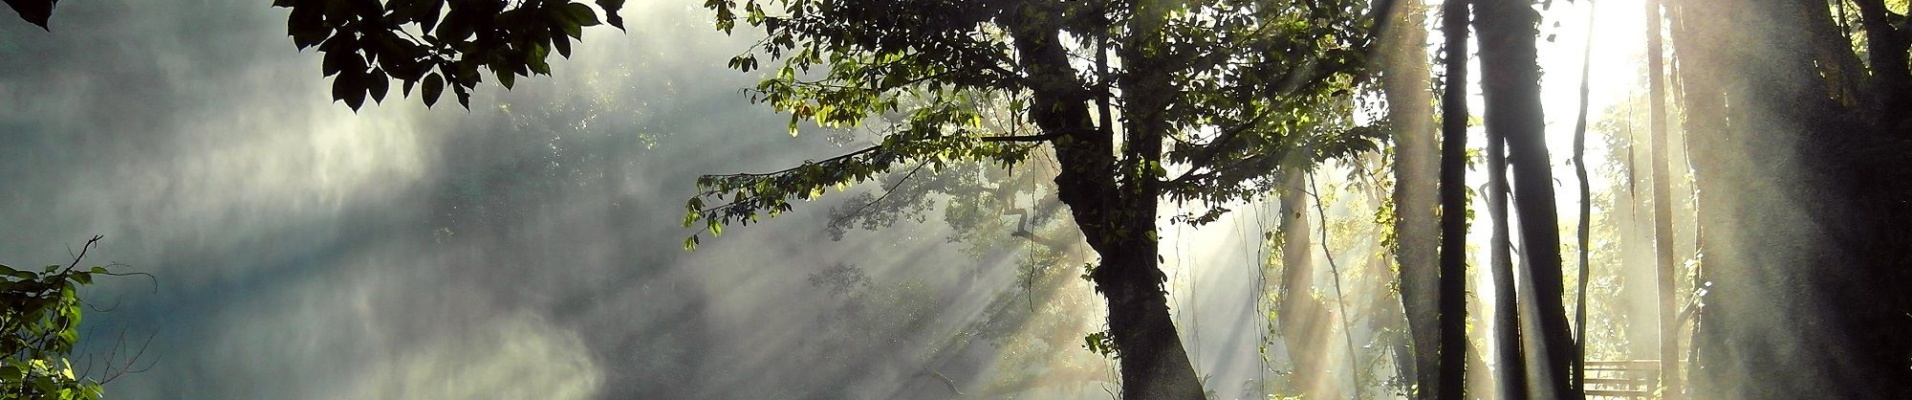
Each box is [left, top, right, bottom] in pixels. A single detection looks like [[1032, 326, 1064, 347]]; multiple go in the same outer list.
[[681, 0, 1388, 397], [1277, 168, 1344, 398], [1471, 0, 1577, 397], [1484, 37, 1526, 400], [1569, 0, 1595, 392], [1434, 0, 1470, 398], [1669, 0, 1912, 397], [1377, 0, 1443, 396], [9, 0, 1390, 396], [1641, 0, 1680, 397]]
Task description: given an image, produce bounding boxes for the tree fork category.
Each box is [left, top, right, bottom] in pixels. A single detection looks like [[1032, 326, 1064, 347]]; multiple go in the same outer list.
[[1005, 2, 1204, 398], [1474, 0, 1579, 396]]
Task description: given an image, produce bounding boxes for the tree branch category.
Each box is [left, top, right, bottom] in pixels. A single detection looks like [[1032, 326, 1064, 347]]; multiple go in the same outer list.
[[826, 161, 931, 228]]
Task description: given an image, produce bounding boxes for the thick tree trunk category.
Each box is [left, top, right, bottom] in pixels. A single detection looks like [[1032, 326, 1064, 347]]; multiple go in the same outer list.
[[1436, 0, 1471, 398], [1671, 0, 1912, 398], [1380, 0, 1443, 397], [1472, 0, 1579, 397], [1004, 4, 1205, 397], [1099, 242, 1206, 400], [1642, 1, 1681, 398], [1485, 65, 1527, 400]]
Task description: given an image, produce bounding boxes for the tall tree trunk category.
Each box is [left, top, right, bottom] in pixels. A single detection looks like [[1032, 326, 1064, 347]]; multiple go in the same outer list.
[[1569, 0, 1596, 393], [1472, 0, 1578, 397], [1671, 0, 1912, 398], [1484, 47, 1527, 400], [1279, 171, 1342, 399], [1005, 3, 1205, 397], [1380, 0, 1443, 395], [1436, 0, 1471, 397], [1642, 1, 1681, 398]]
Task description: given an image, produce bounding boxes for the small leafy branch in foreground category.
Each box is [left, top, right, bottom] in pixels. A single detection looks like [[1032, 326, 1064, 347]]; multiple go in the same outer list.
[[2, 236, 153, 400]]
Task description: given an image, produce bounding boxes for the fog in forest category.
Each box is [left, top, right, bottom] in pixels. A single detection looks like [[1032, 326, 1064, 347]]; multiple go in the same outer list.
[[0, 0, 1890, 398]]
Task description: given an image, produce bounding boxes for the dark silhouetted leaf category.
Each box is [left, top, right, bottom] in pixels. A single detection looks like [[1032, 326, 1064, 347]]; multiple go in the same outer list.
[[3, 0, 56, 30], [421, 72, 444, 107], [596, 0, 625, 29], [368, 68, 390, 103]]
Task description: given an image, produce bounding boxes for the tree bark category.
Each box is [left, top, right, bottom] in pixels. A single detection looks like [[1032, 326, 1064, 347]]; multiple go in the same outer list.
[[1436, 0, 1471, 398], [1643, 1, 1682, 398], [1004, 3, 1205, 397], [1570, 0, 1596, 393], [1380, 0, 1443, 396], [1480, 14, 1529, 393], [1671, 0, 1912, 398], [1472, 0, 1579, 397], [1485, 50, 1528, 400], [1279, 171, 1342, 399]]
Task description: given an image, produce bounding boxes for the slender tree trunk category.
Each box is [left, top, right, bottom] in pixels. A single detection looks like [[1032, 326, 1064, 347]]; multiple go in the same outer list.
[[1570, 1, 1596, 393], [1436, 0, 1471, 397], [1380, 0, 1443, 395], [1642, 1, 1682, 398], [1279, 171, 1342, 399], [1472, 0, 1579, 397]]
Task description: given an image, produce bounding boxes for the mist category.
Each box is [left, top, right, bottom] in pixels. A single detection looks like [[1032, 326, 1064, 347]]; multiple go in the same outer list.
[[0, 1, 1044, 398], [5, 0, 1905, 398]]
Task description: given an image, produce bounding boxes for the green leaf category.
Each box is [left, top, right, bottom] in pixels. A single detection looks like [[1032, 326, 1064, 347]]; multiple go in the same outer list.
[[682, 235, 700, 251], [559, 3, 600, 27], [526, 44, 551, 75]]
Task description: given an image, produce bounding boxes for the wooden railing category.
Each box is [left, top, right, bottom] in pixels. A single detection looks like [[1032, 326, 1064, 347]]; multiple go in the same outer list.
[[1584, 360, 1661, 398]]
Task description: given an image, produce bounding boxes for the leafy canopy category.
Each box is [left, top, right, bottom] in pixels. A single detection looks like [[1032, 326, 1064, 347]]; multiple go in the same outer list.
[[684, 0, 1388, 248], [272, 0, 630, 110]]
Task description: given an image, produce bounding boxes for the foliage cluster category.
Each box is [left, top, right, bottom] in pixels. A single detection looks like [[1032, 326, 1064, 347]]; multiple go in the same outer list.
[[271, 0, 629, 109], [0, 238, 114, 400]]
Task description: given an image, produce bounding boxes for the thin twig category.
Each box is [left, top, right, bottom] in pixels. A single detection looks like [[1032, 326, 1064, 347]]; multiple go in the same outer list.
[[1308, 171, 1363, 400], [825, 161, 932, 229], [62, 235, 104, 275]]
